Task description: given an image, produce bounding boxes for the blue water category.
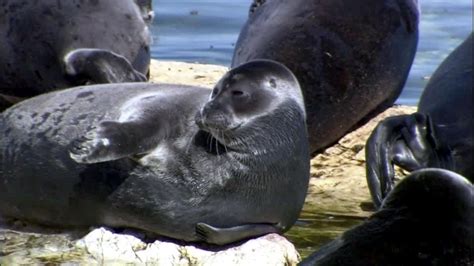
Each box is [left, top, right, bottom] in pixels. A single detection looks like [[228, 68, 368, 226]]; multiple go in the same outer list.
[[151, 0, 472, 106]]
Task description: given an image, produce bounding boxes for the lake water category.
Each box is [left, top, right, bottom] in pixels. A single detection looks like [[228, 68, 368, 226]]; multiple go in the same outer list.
[[151, 0, 473, 106]]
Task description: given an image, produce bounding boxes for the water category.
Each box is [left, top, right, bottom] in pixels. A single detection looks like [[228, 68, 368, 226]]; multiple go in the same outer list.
[[151, 0, 473, 106]]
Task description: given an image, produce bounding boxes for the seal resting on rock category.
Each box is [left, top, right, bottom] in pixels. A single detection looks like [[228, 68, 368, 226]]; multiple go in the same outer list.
[[0, 0, 153, 111], [299, 168, 473, 266], [0, 60, 310, 245], [232, 0, 420, 154], [366, 33, 473, 207]]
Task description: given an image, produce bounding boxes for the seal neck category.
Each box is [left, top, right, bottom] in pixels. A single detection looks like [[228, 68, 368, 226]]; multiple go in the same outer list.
[[227, 103, 309, 164]]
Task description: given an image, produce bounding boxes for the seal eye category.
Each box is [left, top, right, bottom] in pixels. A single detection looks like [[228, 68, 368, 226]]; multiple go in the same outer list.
[[232, 90, 244, 97], [269, 78, 277, 88]]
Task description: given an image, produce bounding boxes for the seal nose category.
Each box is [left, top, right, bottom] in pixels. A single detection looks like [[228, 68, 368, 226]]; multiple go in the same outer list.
[[201, 101, 218, 118]]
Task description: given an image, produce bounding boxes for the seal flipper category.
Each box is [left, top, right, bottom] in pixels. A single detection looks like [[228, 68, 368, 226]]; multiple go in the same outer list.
[[69, 120, 157, 164], [195, 222, 281, 245], [365, 113, 449, 208], [70, 92, 199, 164], [64, 48, 147, 85]]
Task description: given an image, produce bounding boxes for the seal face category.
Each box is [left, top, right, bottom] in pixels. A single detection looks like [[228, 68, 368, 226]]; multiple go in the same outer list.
[[232, 0, 420, 154], [0, 60, 310, 245], [365, 33, 473, 207], [299, 169, 473, 266], [0, 0, 152, 110]]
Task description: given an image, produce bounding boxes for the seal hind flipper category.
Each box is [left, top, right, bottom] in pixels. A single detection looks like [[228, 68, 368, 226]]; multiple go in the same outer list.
[[195, 222, 281, 245], [365, 113, 453, 207], [64, 48, 147, 85]]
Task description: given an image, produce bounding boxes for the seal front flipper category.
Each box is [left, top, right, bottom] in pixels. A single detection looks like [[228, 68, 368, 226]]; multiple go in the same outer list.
[[64, 48, 147, 85], [195, 222, 281, 245], [365, 113, 450, 207], [69, 109, 166, 164], [69, 91, 198, 164], [70, 120, 155, 163]]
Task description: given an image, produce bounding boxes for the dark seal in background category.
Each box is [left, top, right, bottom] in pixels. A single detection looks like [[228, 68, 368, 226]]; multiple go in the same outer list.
[[366, 32, 473, 207], [0, 0, 152, 110], [232, 0, 420, 154]]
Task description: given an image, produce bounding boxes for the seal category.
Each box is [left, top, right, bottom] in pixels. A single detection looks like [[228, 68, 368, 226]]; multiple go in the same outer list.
[[300, 168, 473, 266], [366, 33, 473, 207], [0, 0, 152, 111], [232, 0, 420, 154], [0, 60, 310, 245]]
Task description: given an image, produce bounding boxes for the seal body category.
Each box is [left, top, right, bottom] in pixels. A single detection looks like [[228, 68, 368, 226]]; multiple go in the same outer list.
[[0, 0, 152, 110], [417, 33, 473, 178], [0, 60, 310, 245], [299, 169, 473, 266], [366, 33, 473, 206], [232, 0, 420, 154]]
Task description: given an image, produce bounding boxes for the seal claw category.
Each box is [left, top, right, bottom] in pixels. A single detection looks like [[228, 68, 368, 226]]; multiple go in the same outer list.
[[69, 122, 125, 164], [195, 223, 219, 243]]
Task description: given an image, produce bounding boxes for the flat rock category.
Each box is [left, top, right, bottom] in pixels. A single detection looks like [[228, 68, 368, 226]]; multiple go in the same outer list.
[[0, 226, 299, 265]]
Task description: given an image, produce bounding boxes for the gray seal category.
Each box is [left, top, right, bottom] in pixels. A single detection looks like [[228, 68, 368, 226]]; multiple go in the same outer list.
[[299, 168, 473, 266], [366, 32, 473, 207], [0, 60, 310, 245], [232, 0, 420, 154], [0, 0, 153, 111]]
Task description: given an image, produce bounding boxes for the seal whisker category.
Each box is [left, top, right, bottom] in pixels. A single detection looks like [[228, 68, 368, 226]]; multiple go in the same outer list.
[[206, 131, 213, 153], [185, 133, 194, 155], [221, 130, 229, 154], [214, 135, 220, 156]]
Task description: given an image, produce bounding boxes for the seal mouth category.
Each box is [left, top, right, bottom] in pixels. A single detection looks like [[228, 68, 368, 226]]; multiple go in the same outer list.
[[202, 122, 243, 137], [227, 122, 243, 131], [195, 109, 243, 133]]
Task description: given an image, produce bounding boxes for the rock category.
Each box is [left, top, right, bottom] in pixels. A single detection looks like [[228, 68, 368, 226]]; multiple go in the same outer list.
[[76, 228, 300, 265], [0, 227, 299, 265]]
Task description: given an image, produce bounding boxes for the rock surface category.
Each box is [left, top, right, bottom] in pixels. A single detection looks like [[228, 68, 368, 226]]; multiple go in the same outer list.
[[0, 60, 417, 264], [0, 227, 299, 265]]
